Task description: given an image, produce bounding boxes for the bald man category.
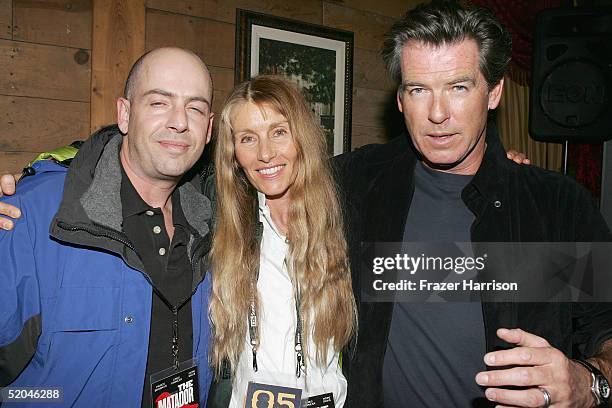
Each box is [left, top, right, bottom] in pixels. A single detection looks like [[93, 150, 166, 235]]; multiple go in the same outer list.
[[0, 48, 215, 407]]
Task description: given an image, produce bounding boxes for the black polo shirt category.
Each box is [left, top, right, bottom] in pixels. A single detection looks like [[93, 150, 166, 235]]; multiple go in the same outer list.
[[120, 167, 194, 408]]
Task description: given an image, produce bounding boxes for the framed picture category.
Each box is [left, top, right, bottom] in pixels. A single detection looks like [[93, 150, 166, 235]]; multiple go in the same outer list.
[[236, 9, 354, 155]]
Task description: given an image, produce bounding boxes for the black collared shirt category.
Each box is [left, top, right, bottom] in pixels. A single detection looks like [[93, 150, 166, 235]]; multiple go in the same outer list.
[[120, 167, 194, 408]]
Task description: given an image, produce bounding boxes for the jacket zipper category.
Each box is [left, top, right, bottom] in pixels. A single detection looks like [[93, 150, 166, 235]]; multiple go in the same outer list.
[[56, 220, 155, 287], [57, 220, 135, 250], [58, 220, 208, 297], [185, 237, 207, 303]]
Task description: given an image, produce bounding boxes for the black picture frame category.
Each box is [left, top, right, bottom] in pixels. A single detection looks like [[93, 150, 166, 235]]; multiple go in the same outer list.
[[236, 9, 354, 155]]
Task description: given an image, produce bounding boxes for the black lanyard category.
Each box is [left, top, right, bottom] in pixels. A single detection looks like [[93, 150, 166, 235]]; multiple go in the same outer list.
[[153, 286, 191, 370], [248, 257, 306, 378]]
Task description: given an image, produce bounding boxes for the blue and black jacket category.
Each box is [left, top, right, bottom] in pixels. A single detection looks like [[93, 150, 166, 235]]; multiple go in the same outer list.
[[0, 126, 214, 407]]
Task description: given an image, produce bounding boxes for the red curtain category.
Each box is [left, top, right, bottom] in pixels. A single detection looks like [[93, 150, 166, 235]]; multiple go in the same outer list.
[[470, 0, 562, 85], [569, 143, 603, 205]]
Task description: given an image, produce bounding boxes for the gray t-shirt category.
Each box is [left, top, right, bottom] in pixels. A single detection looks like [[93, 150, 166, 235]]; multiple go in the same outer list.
[[382, 161, 489, 407]]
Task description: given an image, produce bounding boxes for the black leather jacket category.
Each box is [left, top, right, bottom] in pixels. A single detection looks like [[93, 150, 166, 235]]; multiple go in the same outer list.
[[333, 124, 612, 407]]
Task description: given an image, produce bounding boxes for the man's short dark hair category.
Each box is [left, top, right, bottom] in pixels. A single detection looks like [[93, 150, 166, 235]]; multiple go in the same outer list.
[[382, 0, 512, 89], [123, 50, 152, 100], [122, 48, 214, 101]]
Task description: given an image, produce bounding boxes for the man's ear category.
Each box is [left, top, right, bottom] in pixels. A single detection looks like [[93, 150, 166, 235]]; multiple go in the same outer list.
[[206, 113, 214, 145], [488, 77, 504, 110], [396, 89, 404, 113], [117, 97, 131, 134]]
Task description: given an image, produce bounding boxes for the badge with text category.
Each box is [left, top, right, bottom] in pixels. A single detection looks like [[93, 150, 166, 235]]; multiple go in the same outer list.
[[151, 365, 199, 408], [303, 393, 335, 408], [245, 382, 302, 408]]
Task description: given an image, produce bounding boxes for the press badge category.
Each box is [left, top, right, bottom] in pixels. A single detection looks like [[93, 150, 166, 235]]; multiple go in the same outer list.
[[150, 360, 199, 408], [304, 393, 335, 408], [245, 382, 302, 408]]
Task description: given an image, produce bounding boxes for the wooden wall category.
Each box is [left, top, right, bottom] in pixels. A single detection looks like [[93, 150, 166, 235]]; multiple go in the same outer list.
[[0, 0, 92, 173], [0, 0, 419, 174]]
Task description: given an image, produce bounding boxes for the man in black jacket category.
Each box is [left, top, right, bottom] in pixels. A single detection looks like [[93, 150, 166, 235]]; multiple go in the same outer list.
[[336, 1, 612, 407]]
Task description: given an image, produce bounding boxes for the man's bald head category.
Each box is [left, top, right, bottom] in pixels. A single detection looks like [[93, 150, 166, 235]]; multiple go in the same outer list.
[[116, 46, 215, 186], [123, 47, 213, 102]]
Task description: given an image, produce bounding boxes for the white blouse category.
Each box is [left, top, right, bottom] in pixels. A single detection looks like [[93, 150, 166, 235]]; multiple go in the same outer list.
[[228, 193, 347, 407]]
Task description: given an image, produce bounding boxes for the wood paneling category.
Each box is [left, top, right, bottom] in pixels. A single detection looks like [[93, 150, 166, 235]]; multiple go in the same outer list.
[[323, 2, 394, 52], [212, 89, 229, 115], [0, 0, 411, 162], [352, 86, 395, 128], [209, 66, 234, 92], [0, 151, 36, 174], [13, 0, 92, 49], [209, 66, 233, 112], [353, 47, 395, 91], [0, 96, 89, 151], [148, 0, 322, 27], [147, 0, 205, 18], [331, 0, 420, 19], [146, 9, 234, 69], [91, 0, 145, 131], [351, 124, 389, 149], [0, 0, 11, 40], [0, 40, 90, 101], [202, 0, 321, 25]]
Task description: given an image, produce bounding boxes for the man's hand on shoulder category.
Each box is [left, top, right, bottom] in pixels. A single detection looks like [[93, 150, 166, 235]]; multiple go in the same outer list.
[[475, 328, 598, 407], [0, 173, 22, 230], [507, 150, 531, 165]]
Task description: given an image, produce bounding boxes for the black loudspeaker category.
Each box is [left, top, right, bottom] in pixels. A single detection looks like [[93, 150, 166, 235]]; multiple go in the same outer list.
[[529, 7, 612, 143]]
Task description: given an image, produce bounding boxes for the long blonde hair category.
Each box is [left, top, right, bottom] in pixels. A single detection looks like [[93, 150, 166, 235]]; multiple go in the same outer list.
[[209, 75, 356, 375]]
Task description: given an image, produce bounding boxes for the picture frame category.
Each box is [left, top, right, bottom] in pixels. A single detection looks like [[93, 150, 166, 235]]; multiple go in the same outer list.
[[236, 9, 354, 155]]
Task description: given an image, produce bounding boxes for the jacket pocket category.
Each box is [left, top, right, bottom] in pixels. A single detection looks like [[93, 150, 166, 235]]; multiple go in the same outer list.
[[51, 287, 120, 332], [34, 287, 120, 405]]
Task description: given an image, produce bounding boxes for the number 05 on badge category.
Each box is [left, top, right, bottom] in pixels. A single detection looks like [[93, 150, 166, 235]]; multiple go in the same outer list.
[[245, 382, 302, 408]]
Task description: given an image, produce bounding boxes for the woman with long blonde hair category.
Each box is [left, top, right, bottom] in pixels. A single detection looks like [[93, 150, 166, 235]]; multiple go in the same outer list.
[[209, 75, 356, 407]]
